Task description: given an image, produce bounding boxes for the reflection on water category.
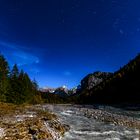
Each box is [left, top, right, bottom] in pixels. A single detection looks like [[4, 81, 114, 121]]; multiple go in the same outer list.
[[43, 105, 139, 140]]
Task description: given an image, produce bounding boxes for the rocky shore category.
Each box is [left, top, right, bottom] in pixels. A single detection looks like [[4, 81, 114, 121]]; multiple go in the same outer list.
[[42, 105, 139, 139], [0, 104, 139, 140], [0, 103, 70, 140], [79, 107, 140, 129]]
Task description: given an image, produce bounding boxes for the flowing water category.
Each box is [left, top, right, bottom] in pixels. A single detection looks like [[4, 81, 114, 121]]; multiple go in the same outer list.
[[42, 105, 139, 140]]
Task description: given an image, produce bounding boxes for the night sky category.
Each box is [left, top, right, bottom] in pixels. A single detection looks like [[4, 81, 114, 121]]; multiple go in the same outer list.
[[0, 0, 140, 88]]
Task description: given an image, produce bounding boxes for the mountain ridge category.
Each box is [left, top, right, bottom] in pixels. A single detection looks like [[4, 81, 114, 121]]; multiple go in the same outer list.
[[73, 54, 140, 104]]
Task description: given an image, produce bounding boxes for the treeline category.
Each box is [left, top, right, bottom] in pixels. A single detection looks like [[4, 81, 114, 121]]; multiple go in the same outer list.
[[75, 53, 140, 104], [0, 54, 40, 104], [0, 54, 67, 104], [3, 52, 140, 105]]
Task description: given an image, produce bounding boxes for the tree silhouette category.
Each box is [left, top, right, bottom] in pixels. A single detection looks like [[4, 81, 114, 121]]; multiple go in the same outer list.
[[0, 54, 10, 102]]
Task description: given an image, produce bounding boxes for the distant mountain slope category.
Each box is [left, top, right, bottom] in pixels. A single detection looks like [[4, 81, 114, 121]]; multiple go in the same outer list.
[[81, 71, 113, 90], [77, 54, 140, 104]]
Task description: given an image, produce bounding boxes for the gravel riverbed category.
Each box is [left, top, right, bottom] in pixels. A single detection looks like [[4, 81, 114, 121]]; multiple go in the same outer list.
[[0, 104, 139, 140], [42, 104, 139, 140]]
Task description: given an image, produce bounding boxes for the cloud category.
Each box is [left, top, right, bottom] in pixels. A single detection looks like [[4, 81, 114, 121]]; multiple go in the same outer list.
[[0, 41, 40, 66], [12, 51, 39, 66], [0, 41, 28, 50]]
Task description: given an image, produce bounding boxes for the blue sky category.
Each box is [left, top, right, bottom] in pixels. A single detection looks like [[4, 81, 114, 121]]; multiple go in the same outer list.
[[0, 0, 140, 88]]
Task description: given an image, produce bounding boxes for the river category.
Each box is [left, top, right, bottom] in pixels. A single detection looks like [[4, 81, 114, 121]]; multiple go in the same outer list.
[[42, 104, 139, 140]]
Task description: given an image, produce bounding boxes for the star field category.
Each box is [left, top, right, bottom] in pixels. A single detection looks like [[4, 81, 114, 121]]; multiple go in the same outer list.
[[0, 0, 140, 88]]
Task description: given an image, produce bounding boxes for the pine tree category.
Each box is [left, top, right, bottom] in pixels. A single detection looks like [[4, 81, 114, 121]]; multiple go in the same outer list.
[[0, 54, 10, 102], [32, 79, 38, 91], [10, 64, 19, 78], [20, 72, 33, 103], [0, 55, 41, 104], [8, 64, 21, 104]]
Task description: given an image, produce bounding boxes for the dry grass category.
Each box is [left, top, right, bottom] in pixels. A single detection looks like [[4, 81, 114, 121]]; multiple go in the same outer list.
[[0, 102, 56, 120], [0, 102, 62, 140]]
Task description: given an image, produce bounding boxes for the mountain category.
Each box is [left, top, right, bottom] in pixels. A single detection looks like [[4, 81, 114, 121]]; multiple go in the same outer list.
[[80, 71, 113, 90], [55, 86, 69, 97], [68, 72, 112, 103], [39, 87, 55, 93], [76, 54, 140, 105], [40, 85, 69, 98]]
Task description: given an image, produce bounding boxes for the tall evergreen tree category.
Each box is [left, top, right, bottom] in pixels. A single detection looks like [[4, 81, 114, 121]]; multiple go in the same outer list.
[[19, 72, 33, 103], [8, 64, 21, 104], [32, 79, 38, 91], [0, 54, 41, 104], [10, 64, 19, 78], [0, 54, 10, 102]]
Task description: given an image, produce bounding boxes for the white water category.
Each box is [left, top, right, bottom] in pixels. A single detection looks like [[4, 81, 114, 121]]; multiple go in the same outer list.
[[43, 105, 139, 140], [0, 128, 4, 138]]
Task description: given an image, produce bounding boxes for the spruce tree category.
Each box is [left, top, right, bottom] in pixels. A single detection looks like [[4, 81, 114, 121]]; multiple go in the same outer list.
[[32, 79, 38, 91], [9, 64, 21, 104], [0, 55, 40, 104], [10, 64, 19, 78], [0, 54, 10, 102]]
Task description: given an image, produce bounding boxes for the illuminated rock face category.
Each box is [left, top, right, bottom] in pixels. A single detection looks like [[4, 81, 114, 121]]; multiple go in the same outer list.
[[81, 71, 113, 90]]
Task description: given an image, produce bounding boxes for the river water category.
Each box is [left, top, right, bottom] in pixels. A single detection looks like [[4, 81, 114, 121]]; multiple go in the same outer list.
[[43, 105, 139, 140]]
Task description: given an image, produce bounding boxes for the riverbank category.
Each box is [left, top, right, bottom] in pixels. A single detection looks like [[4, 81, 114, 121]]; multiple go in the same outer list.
[[0, 103, 69, 140], [79, 107, 140, 129], [0, 103, 139, 140], [42, 104, 139, 140]]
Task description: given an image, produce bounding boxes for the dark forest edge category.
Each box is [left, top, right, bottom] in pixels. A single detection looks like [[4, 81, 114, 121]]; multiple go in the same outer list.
[[0, 53, 140, 106], [70, 53, 140, 106], [0, 54, 66, 104]]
